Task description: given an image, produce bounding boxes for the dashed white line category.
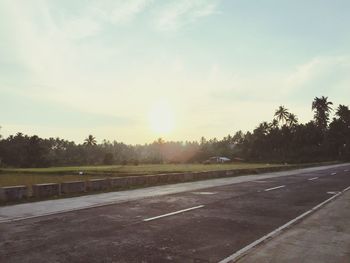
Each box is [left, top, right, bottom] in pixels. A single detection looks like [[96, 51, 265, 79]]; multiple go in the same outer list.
[[192, 192, 217, 195], [308, 177, 319, 181], [344, 169, 349, 172], [264, 185, 286, 192], [143, 205, 204, 222], [331, 172, 337, 175]]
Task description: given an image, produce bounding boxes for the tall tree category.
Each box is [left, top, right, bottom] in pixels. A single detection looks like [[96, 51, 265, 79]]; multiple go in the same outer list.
[[312, 96, 333, 130], [274, 106, 289, 125], [336, 104, 350, 124], [84, 135, 97, 146], [286, 113, 298, 128], [270, 119, 279, 129]]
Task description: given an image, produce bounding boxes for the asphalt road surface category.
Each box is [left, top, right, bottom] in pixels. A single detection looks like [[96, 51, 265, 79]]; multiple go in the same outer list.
[[1, 164, 350, 263]]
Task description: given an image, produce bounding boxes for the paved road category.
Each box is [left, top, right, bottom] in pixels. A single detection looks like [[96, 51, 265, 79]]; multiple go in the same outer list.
[[1, 164, 350, 262], [0, 164, 347, 222]]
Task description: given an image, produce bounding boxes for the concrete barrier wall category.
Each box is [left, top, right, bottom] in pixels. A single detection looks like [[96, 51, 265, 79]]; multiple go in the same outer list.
[[146, 174, 161, 185], [129, 176, 148, 186], [166, 173, 176, 183], [61, 181, 86, 194], [183, 172, 193, 181], [86, 179, 109, 191], [192, 172, 207, 180], [0, 185, 28, 202], [225, 170, 235, 176], [32, 183, 60, 198], [109, 177, 128, 188]]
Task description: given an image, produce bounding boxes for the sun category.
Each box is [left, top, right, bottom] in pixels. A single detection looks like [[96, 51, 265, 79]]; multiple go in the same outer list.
[[148, 101, 175, 134]]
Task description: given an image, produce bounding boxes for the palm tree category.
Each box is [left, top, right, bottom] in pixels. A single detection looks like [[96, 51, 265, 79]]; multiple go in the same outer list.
[[274, 106, 289, 125], [336, 104, 350, 124], [84, 135, 97, 146], [286, 113, 298, 127], [312, 96, 333, 130], [256, 122, 270, 135], [270, 119, 279, 129]]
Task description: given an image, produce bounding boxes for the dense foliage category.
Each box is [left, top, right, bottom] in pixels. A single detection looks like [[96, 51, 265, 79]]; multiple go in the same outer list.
[[0, 97, 349, 167]]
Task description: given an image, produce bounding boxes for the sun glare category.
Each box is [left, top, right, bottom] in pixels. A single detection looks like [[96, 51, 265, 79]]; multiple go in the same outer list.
[[148, 101, 175, 134]]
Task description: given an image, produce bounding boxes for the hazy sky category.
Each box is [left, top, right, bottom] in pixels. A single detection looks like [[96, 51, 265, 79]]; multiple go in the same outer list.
[[1, 0, 350, 144]]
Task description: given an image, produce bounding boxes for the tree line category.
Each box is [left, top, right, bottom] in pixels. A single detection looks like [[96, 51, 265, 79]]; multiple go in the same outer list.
[[0, 96, 349, 167]]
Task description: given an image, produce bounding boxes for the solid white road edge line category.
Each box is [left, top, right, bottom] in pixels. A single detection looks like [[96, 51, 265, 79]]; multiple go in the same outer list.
[[327, 191, 339, 195], [308, 177, 319, 181], [218, 185, 350, 263], [264, 185, 285, 192], [143, 205, 204, 222]]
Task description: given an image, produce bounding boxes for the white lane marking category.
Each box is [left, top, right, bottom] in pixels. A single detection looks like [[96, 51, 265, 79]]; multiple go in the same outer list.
[[219, 185, 350, 263], [331, 172, 337, 175], [344, 169, 349, 172], [327, 191, 339, 195], [308, 177, 319, 181], [143, 205, 204, 222], [264, 185, 285, 192], [192, 192, 217, 195]]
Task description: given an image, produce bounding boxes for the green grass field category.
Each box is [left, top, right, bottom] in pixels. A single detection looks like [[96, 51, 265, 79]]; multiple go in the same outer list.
[[0, 163, 285, 187], [0, 163, 284, 174]]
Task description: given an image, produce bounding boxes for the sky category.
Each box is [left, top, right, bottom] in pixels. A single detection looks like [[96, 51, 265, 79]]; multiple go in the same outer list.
[[1, 0, 350, 144]]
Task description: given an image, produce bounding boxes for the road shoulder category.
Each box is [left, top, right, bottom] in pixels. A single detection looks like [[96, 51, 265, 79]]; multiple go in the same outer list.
[[237, 188, 350, 263]]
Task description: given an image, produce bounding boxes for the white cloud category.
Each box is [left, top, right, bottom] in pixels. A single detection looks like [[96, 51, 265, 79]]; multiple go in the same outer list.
[[91, 0, 153, 25], [207, 56, 350, 105], [283, 56, 350, 100], [52, 0, 153, 40], [154, 0, 220, 31], [285, 56, 348, 88], [60, 17, 101, 39]]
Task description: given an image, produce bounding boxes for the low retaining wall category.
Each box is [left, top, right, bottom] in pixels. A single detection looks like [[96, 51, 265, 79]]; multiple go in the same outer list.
[[109, 177, 129, 188], [32, 183, 60, 198], [129, 176, 148, 186], [0, 185, 28, 202], [61, 181, 86, 194], [86, 179, 109, 191]]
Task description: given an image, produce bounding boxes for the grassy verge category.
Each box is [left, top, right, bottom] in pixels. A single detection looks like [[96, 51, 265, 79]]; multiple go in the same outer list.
[[0, 163, 286, 175], [0, 162, 339, 188], [0, 163, 285, 187]]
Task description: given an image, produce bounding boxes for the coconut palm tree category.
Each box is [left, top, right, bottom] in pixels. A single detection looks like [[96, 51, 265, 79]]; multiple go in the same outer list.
[[336, 104, 350, 124], [270, 119, 279, 129], [312, 96, 333, 130], [256, 121, 270, 135], [84, 135, 97, 146], [274, 106, 289, 125], [286, 113, 298, 127]]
